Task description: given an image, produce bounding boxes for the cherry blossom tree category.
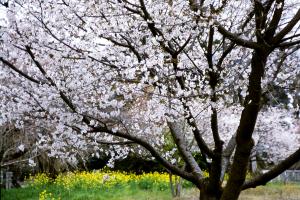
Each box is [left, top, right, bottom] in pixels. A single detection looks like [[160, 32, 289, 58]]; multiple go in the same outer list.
[[1, 0, 300, 200]]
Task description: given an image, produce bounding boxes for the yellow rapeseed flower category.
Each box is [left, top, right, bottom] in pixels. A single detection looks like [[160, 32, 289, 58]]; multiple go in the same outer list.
[[29, 170, 189, 190]]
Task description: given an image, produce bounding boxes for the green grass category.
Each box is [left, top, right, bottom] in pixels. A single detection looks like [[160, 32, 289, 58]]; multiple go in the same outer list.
[[2, 182, 300, 200], [1, 183, 175, 200]]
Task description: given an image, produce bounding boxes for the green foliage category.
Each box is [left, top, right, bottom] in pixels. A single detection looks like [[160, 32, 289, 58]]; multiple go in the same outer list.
[[137, 178, 155, 190]]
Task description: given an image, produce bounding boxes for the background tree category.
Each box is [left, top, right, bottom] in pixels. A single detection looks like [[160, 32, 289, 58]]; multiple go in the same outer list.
[[1, 1, 300, 200]]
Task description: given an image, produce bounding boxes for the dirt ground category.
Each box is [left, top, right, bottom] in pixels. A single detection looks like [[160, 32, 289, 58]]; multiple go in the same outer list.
[[239, 184, 300, 200]]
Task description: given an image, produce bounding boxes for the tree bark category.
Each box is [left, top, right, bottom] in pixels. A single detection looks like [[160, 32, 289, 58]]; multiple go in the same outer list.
[[220, 49, 269, 200], [199, 187, 221, 200]]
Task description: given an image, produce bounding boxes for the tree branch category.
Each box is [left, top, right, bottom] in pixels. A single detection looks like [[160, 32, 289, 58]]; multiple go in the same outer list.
[[276, 39, 300, 48], [280, 33, 300, 42], [168, 122, 203, 177], [171, 54, 214, 159], [272, 8, 300, 44], [1, 154, 40, 167], [264, 0, 284, 40], [25, 46, 77, 110], [174, 35, 192, 56], [103, 35, 142, 62], [138, 0, 175, 54], [0, 1, 8, 8], [91, 125, 202, 187], [216, 22, 261, 49], [242, 147, 300, 190], [0, 57, 42, 84], [95, 140, 135, 145]]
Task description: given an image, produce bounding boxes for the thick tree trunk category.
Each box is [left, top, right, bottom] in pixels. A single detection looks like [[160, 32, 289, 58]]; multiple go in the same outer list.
[[220, 49, 269, 200], [199, 188, 221, 200], [199, 181, 222, 200]]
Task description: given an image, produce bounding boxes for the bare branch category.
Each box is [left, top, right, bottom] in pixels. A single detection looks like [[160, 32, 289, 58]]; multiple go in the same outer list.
[[1, 154, 40, 167], [168, 122, 203, 177], [95, 140, 135, 145], [272, 8, 300, 44], [138, 0, 175, 54], [280, 33, 300, 42], [0, 57, 42, 84], [242, 147, 300, 190], [216, 23, 261, 49], [264, 0, 284, 39], [174, 35, 192, 56], [276, 39, 300, 48]]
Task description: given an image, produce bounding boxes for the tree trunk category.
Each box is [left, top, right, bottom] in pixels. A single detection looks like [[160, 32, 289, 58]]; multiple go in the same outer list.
[[199, 188, 221, 200], [220, 49, 269, 200], [169, 173, 183, 197]]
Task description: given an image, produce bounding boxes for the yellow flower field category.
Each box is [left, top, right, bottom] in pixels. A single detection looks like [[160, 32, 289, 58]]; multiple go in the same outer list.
[[28, 170, 176, 190]]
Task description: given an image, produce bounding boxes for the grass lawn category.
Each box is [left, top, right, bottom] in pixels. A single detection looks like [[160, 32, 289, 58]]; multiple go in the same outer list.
[[2, 183, 300, 200], [1, 185, 174, 200]]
